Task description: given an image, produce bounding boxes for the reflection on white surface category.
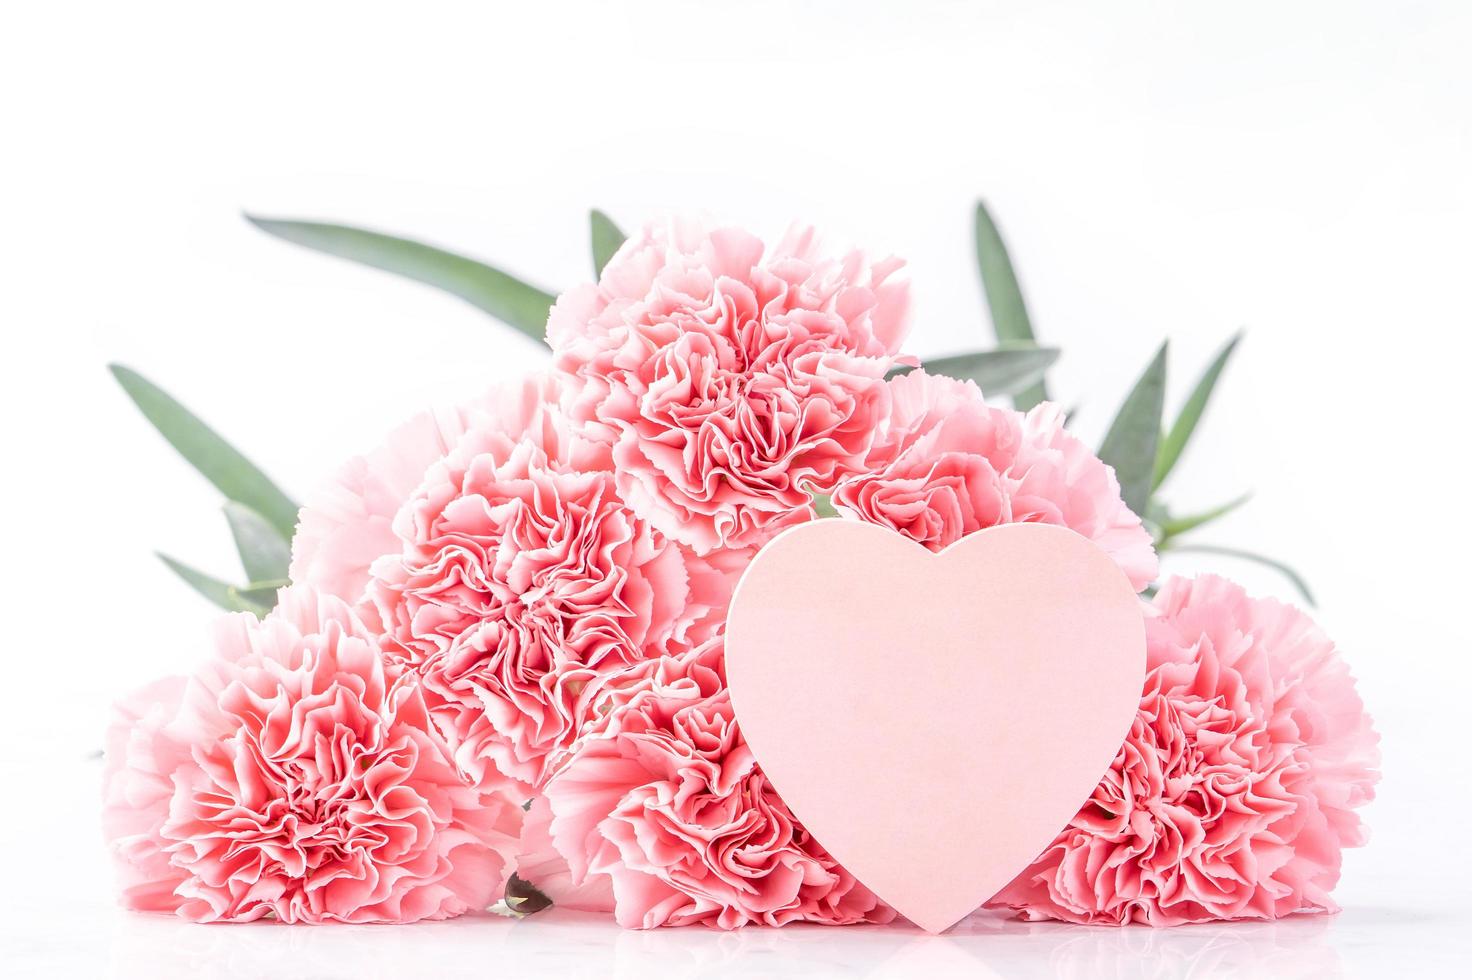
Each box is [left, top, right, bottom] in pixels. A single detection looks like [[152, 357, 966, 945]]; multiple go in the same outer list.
[[69, 906, 1400, 980]]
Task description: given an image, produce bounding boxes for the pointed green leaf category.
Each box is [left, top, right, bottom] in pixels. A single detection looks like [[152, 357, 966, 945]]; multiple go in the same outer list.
[[245, 215, 557, 343], [589, 210, 626, 278], [223, 501, 291, 583], [974, 201, 1047, 410], [1098, 343, 1169, 516], [930, 346, 1059, 397], [236, 581, 286, 608], [1153, 332, 1243, 490], [110, 365, 299, 540], [1169, 543, 1315, 606], [810, 492, 839, 519], [892, 347, 1061, 397], [157, 553, 276, 616], [1158, 492, 1252, 540]]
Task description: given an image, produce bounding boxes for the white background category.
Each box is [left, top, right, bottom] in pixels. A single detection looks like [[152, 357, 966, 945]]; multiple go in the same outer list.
[[3, 2, 1469, 977]]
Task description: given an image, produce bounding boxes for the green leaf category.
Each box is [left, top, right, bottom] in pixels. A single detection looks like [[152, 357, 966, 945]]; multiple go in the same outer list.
[[974, 201, 1047, 410], [245, 215, 557, 343], [811, 492, 839, 519], [1098, 342, 1169, 517], [1169, 543, 1315, 606], [223, 501, 291, 583], [1153, 332, 1243, 490], [1157, 492, 1252, 541], [110, 365, 300, 540], [901, 347, 1061, 397], [237, 581, 287, 607], [156, 553, 280, 616], [589, 209, 626, 278]]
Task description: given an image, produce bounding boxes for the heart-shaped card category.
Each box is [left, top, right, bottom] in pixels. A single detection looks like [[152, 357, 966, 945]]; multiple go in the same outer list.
[[724, 521, 1145, 933]]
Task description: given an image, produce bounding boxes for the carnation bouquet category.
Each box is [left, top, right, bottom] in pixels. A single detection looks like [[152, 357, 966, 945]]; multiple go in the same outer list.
[[102, 203, 1378, 929]]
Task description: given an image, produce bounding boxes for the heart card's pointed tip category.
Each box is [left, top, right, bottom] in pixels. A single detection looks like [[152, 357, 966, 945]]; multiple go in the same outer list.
[[904, 911, 968, 935]]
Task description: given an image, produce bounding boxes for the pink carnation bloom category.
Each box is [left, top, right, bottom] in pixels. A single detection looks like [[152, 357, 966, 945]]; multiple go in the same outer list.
[[103, 675, 194, 914], [541, 639, 893, 929], [988, 575, 1380, 925], [548, 219, 911, 555], [290, 404, 478, 603], [101, 586, 522, 923], [833, 371, 1158, 590], [368, 385, 732, 791], [290, 378, 580, 604]]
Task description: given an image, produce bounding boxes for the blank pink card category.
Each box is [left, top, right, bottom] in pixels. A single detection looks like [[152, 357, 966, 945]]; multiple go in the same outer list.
[[724, 521, 1145, 933]]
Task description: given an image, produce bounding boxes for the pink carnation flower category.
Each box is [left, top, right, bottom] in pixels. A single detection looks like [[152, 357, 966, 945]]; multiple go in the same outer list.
[[833, 371, 1158, 590], [541, 639, 893, 929], [368, 383, 732, 791], [290, 378, 577, 604], [290, 403, 479, 603], [101, 586, 522, 923], [548, 219, 911, 555], [102, 675, 194, 914], [988, 575, 1380, 925]]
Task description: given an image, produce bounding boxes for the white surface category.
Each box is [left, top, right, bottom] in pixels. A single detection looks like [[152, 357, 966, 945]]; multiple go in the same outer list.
[[3, 2, 1470, 976]]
